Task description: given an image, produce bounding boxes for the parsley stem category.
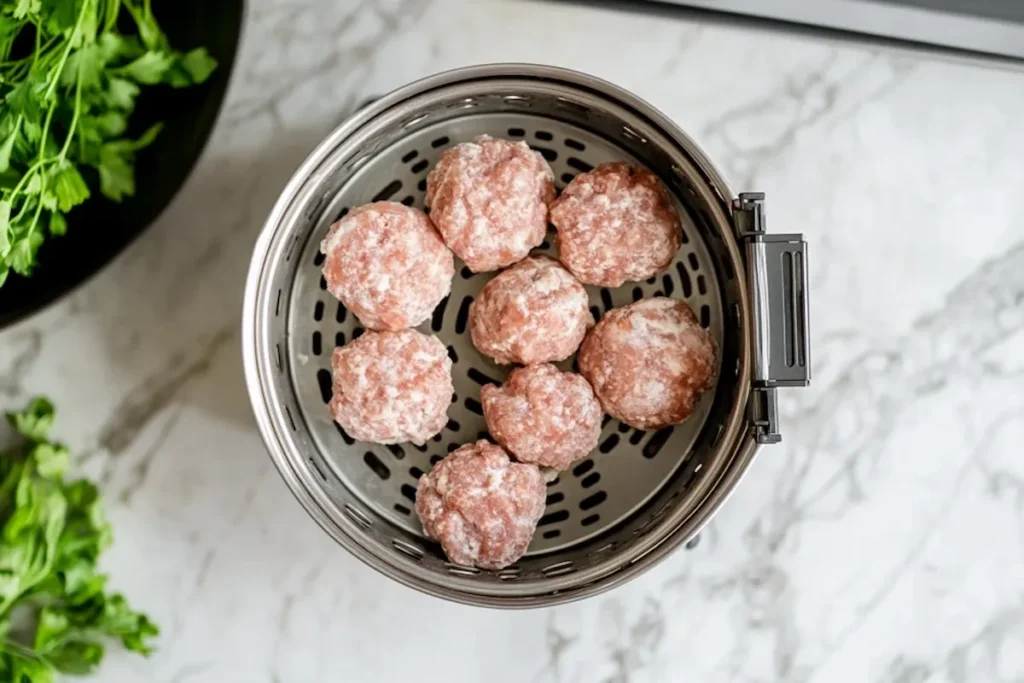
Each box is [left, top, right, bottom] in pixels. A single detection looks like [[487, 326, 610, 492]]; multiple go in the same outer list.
[[59, 74, 84, 161], [44, 0, 91, 102]]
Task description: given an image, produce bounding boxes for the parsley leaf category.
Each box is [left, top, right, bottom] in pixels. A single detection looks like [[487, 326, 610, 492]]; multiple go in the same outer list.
[[118, 50, 174, 85], [0, 398, 159, 681], [0, 1, 216, 286]]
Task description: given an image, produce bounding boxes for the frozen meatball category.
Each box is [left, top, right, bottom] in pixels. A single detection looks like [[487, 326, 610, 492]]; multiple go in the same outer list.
[[426, 135, 555, 272], [416, 440, 546, 569], [482, 364, 602, 470], [578, 297, 716, 429], [551, 162, 681, 287], [320, 201, 454, 331], [329, 330, 452, 445], [469, 255, 591, 365]]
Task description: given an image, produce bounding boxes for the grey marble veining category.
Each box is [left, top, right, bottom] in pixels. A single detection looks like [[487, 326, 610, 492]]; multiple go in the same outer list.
[[1, 0, 1023, 681]]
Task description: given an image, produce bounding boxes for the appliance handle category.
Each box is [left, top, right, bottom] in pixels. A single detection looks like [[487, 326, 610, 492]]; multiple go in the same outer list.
[[733, 192, 810, 444]]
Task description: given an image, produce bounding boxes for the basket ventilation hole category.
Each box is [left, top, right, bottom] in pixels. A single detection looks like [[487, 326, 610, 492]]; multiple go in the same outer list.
[[564, 138, 585, 151], [311, 332, 321, 356], [392, 539, 423, 560], [497, 567, 521, 580], [400, 484, 416, 502], [431, 136, 450, 148], [629, 429, 645, 445], [363, 452, 390, 480], [308, 457, 327, 481], [411, 159, 429, 174], [542, 561, 575, 577], [572, 460, 594, 476], [430, 454, 443, 465], [313, 252, 325, 267], [335, 331, 345, 347], [547, 476, 560, 487], [599, 434, 619, 453], [546, 492, 565, 505], [700, 305, 711, 328], [534, 130, 553, 141], [409, 466, 424, 479], [507, 127, 525, 137], [567, 157, 593, 173], [335, 423, 355, 445], [393, 503, 411, 516], [617, 421, 631, 434], [446, 565, 481, 577], [538, 509, 569, 526], [579, 491, 607, 511], [561, 173, 575, 185], [402, 150, 419, 163], [343, 504, 372, 530], [352, 327, 364, 340], [387, 444, 405, 459], [464, 397, 482, 415], [455, 296, 473, 334], [663, 274, 674, 297], [313, 301, 324, 321], [581, 472, 601, 489], [533, 146, 557, 162], [688, 252, 700, 271], [317, 370, 332, 404], [600, 288, 614, 311], [400, 195, 415, 207], [643, 427, 674, 459], [372, 180, 402, 202], [676, 262, 693, 298], [542, 529, 561, 539], [431, 295, 449, 333], [632, 287, 643, 302], [467, 368, 499, 386], [581, 514, 600, 527], [418, 178, 427, 192]]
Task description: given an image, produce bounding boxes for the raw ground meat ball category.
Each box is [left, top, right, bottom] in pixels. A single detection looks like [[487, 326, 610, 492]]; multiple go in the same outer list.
[[481, 364, 602, 470], [469, 255, 591, 365], [578, 297, 716, 430], [329, 330, 453, 445], [320, 201, 454, 330], [551, 162, 682, 287], [426, 135, 555, 272], [416, 440, 546, 569]]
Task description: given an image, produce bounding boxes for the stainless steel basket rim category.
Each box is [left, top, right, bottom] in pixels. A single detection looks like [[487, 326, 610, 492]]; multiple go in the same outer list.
[[242, 63, 759, 607]]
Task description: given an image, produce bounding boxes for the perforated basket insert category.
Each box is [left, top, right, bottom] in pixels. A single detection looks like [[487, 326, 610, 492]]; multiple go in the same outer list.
[[288, 114, 726, 560]]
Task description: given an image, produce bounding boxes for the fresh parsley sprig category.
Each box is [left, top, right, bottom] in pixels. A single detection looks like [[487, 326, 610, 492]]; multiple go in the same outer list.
[[0, 397, 159, 682], [0, 0, 217, 288]]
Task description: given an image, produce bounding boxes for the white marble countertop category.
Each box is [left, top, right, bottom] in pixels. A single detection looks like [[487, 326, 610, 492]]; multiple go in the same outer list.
[[2, 0, 1023, 681]]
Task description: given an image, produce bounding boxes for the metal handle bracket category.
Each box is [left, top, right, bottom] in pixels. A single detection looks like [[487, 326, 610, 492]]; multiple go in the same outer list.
[[734, 193, 811, 444]]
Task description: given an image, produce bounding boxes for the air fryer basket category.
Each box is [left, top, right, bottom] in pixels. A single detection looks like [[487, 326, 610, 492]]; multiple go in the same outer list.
[[242, 64, 810, 607]]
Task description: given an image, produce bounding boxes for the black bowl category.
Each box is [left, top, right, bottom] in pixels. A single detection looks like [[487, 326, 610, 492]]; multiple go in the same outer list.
[[0, 1, 245, 328]]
